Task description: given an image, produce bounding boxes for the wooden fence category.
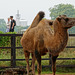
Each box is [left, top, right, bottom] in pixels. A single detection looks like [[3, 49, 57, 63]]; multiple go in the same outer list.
[[0, 34, 75, 69]]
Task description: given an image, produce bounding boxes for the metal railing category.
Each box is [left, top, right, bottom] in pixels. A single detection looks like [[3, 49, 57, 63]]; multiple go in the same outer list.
[[0, 34, 75, 69]]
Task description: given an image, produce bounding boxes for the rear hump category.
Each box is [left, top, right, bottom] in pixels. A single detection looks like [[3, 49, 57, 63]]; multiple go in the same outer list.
[[30, 11, 45, 28]]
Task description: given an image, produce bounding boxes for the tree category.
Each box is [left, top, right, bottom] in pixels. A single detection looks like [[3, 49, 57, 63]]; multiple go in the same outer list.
[[49, 4, 75, 20], [15, 26, 29, 33], [0, 19, 6, 32]]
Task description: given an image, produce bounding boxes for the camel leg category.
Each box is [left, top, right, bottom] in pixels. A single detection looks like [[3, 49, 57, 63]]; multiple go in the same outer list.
[[24, 50, 30, 75], [35, 50, 41, 75], [31, 53, 35, 75], [52, 55, 58, 75]]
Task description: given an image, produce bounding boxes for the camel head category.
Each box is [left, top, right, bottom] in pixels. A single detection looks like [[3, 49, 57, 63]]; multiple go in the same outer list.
[[56, 15, 75, 29]]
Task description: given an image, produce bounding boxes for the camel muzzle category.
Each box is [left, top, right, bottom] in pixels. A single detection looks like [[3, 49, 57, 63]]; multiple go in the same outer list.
[[67, 20, 75, 26]]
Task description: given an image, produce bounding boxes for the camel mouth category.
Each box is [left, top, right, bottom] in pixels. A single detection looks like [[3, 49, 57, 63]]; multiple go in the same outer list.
[[67, 20, 75, 26]]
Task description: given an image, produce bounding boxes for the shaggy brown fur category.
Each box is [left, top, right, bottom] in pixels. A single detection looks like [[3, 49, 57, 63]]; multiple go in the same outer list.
[[23, 11, 45, 34], [21, 12, 75, 75], [21, 11, 46, 75]]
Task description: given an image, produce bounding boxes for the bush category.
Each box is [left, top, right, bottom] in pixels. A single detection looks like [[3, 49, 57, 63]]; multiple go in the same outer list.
[[0, 31, 17, 47]]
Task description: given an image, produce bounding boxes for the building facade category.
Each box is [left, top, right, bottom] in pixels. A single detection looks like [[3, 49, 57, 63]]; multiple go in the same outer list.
[[16, 10, 27, 27]]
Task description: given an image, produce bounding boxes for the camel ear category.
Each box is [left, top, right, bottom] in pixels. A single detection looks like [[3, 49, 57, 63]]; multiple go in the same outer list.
[[59, 15, 61, 17], [49, 22, 53, 26], [63, 15, 67, 17], [57, 17, 61, 22]]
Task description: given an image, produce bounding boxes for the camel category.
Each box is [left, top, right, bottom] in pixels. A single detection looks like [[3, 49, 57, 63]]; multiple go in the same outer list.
[[21, 11, 46, 75], [21, 11, 54, 75], [21, 11, 75, 75]]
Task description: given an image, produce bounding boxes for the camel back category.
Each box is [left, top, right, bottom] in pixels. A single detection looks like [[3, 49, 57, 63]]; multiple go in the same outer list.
[[25, 11, 45, 33]]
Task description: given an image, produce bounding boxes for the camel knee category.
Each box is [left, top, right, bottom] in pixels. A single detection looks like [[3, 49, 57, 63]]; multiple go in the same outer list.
[[24, 51, 30, 75], [24, 51, 30, 58]]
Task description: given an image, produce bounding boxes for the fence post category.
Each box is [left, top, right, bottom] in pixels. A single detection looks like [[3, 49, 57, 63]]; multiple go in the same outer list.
[[11, 34, 16, 68], [49, 54, 52, 71]]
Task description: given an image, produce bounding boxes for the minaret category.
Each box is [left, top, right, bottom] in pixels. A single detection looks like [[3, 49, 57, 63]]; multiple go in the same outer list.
[[16, 10, 21, 26]]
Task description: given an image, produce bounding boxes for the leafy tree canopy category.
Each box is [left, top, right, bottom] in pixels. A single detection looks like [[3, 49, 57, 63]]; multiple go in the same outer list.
[[0, 19, 6, 32], [49, 4, 75, 20]]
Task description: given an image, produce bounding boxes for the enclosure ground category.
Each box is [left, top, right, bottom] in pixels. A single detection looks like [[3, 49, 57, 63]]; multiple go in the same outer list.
[[42, 74, 75, 75]]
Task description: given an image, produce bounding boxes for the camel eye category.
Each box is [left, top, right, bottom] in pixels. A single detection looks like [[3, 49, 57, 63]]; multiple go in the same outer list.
[[65, 18, 69, 22], [57, 17, 61, 22], [59, 15, 61, 17], [49, 22, 53, 26]]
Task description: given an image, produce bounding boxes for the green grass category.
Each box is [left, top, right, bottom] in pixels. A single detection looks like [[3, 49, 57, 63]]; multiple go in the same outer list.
[[36, 67, 75, 74], [0, 37, 75, 74], [0, 48, 75, 74]]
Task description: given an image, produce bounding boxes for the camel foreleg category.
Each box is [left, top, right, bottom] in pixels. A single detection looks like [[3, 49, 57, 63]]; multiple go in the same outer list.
[[52, 55, 58, 75], [35, 50, 41, 75], [24, 50, 30, 75], [31, 53, 35, 75]]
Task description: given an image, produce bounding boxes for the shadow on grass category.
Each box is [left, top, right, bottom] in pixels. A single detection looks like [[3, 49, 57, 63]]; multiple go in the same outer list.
[[35, 67, 75, 74]]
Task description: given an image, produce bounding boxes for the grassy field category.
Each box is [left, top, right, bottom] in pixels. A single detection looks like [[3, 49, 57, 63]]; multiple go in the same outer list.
[[0, 36, 75, 74]]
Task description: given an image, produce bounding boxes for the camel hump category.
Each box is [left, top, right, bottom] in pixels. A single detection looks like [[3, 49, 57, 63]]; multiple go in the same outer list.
[[30, 11, 45, 28], [38, 11, 45, 21]]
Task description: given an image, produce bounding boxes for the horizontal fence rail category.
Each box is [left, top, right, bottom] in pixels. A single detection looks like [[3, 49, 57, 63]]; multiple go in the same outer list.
[[0, 34, 75, 69]]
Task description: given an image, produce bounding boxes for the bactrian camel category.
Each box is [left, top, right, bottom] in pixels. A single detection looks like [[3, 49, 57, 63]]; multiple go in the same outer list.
[[21, 11, 75, 75], [21, 11, 46, 75]]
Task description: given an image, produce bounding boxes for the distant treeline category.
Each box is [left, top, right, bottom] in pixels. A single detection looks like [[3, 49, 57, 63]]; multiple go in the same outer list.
[[49, 4, 75, 34], [0, 4, 75, 33]]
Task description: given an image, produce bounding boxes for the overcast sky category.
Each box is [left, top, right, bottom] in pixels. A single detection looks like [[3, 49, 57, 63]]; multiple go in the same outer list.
[[0, 0, 75, 25]]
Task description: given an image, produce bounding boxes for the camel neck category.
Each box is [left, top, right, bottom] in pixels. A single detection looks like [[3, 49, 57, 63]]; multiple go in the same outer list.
[[54, 20, 68, 37]]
